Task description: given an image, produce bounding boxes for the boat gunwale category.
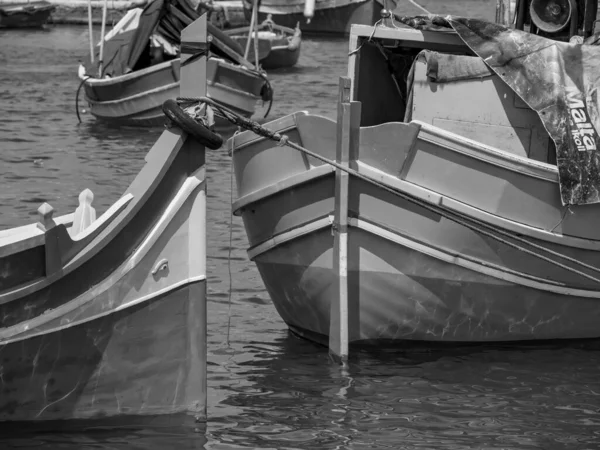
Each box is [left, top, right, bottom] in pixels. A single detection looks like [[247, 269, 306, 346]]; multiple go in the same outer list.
[[84, 56, 261, 88], [0, 130, 187, 302], [232, 146, 600, 250], [0, 170, 206, 342], [227, 111, 309, 151], [85, 60, 178, 87], [0, 195, 133, 259], [224, 21, 298, 38]]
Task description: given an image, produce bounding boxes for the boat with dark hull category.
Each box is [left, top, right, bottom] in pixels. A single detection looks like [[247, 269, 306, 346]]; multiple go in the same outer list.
[[0, 1, 55, 28], [82, 0, 271, 128], [228, 1, 600, 358], [240, 0, 387, 36], [0, 15, 214, 427], [225, 15, 302, 69]]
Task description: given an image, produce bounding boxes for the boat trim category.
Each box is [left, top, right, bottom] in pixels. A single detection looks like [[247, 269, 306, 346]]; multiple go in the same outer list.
[[86, 82, 179, 107], [356, 162, 600, 250], [415, 121, 558, 182], [247, 215, 333, 260], [85, 60, 176, 87], [247, 213, 600, 298], [233, 164, 334, 214], [247, 213, 558, 286], [233, 149, 600, 250], [351, 217, 600, 298], [1, 276, 206, 345], [227, 112, 309, 151]]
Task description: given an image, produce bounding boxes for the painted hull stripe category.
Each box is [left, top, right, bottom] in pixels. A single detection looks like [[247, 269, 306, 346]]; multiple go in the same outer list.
[[1, 276, 206, 345], [247, 215, 600, 298]]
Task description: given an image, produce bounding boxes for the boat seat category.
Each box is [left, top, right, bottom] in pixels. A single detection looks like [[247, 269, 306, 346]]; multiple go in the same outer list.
[[404, 50, 555, 164]]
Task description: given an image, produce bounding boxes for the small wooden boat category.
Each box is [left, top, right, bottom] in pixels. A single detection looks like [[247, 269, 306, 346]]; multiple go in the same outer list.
[[228, 1, 600, 358], [0, 1, 55, 28], [225, 15, 302, 69], [82, 0, 271, 128], [240, 0, 386, 36], [0, 15, 215, 428]]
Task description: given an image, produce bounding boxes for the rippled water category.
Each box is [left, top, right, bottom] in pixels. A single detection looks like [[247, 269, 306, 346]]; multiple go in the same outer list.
[[2, 5, 600, 449]]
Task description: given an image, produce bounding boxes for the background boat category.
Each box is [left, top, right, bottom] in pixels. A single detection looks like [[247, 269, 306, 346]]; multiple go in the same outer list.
[[82, 0, 271, 127], [0, 1, 55, 28], [0, 15, 212, 428], [240, 0, 386, 36], [225, 15, 302, 69]]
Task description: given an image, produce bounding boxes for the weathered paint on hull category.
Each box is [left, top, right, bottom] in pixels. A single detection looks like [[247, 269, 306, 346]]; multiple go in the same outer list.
[[231, 113, 600, 344], [243, 0, 383, 36], [83, 58, 264, 128], [253, 227, 600, 342], [0, 281, 206, 425]]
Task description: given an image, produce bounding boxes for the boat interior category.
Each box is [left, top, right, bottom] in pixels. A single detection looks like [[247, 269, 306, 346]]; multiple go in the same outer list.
[[98, 0, 249, 78], [352, 0, 598, 166]]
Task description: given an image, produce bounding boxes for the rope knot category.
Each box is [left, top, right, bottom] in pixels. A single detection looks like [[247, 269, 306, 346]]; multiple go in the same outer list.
[[277, 134, 289, 147]]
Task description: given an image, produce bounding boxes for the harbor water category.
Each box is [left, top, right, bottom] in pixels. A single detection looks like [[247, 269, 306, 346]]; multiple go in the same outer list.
[[2, 10, 600, 450]]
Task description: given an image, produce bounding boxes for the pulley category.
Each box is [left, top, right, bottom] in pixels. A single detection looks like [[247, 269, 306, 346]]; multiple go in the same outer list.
[[529, 0, 574, 32]]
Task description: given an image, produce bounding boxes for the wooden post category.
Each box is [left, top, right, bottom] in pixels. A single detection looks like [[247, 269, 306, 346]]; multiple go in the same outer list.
[[495, 0, 512, 26], [304, 0, 315, 23], [329, 76, 361, 363], [98, 0, 109, 76], [37, 203, 62, 276], [88, 0, 94, 63], [179, 13, 208, 423], [180, 14, 208, 100]]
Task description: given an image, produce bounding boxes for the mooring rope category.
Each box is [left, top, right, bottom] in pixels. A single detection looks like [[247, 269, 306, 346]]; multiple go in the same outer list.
[[75, 75, 91, 123], [177, 96, 600, 287]]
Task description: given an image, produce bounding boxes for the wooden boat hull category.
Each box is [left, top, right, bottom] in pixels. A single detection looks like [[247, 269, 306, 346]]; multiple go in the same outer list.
[[0, 130, 208, 423], [261, 43, 301, 69], [83, 58, 265, 128], [226, 23, 302, 70], [230, 112, 600, 344], [241, 0, 383, 36], [0, 15, 212, 425], [0, 1, 55, 28], [0, 282, 206, 424]]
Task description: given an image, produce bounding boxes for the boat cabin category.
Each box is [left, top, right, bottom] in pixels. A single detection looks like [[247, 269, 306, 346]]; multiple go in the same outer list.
[[348, 0, 599, 166]]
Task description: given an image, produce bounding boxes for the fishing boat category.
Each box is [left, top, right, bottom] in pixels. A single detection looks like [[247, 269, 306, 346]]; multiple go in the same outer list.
[[0, 15, 216, 427], [227, 0, 600, 358], [0, 1, 55, 28], [240, 0, 389, 36], [225, 15, 301, 69], [82, 0, 271, 128]]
